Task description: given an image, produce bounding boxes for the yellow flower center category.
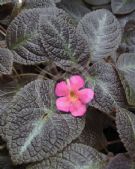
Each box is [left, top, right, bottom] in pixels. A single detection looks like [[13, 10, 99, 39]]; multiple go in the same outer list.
[[69, 90, 78, 101]]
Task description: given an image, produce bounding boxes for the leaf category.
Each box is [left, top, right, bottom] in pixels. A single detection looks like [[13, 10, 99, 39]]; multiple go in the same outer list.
[[6, 7, 62, 64], [106, 153, 134, 169], [6, 7, 89, 69], [77, 9, 121, 62], [84, 0, 110, 5], [78, 109, 108, 150], [57, 0, 91, 22], [88, 61, 126, 114], [116, 53, 135, 106], [116, 108, 135, 157], [111, 0, 135, 14], [39, 8, 89, 69], [23, 0, 56, 9], [5, 79, 85, 164], [0, 48, 13, 75], [27, 143, 107, 169], [0, 76, 36, 140]]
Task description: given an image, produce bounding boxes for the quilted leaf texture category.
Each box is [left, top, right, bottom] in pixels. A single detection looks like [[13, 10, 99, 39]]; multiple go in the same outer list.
[[57, 0, 90, 22], [5, 79, 85, 164], [117, 53, 135, 106], [78, 110, 108, 150], [39, 8, 89, 69], [27, 143, 107, 169], [77, 9, 121, 62], [116, 108, 135, 158], [88, 61, 126, 114], [23, 0, 55, 9], [0, 48, 13, 75], [111, 0, 135, 14], [6, 7, 63, 64], [0, 76, 37, 140], [106, 154, 134, 169]]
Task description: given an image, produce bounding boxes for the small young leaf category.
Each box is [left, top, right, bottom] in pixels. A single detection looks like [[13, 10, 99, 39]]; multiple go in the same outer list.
[[77, 9, 121, 62], [116, 108, 135, 157], [27, 143, 107, 169], [88, 61, 126, 114], [0, 48, 13, 75], [117, 53, 135, 106], [106, 153, 134, 169], [5, 80, 85, 164], [111, 0, 135, 14]]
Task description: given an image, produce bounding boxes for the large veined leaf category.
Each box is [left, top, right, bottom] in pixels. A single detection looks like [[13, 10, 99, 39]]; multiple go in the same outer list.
[[106, 154, 134, 169], [88, 61, 126, 114], [23, 0, 56, 9], [5, 79, 85, 164], [116, 108, 135, 157], [39, 8, 89, 69], [6, 7, 89, 69], [111, 0, 135, 14], [116, 53, 135, 106], [57, 0, 90, 22], [6, 7, 65, 64], [77, 9, 121, 62], [84, 0, 110, 5], [0, 48, 13, 75], [27, 143, 107, 169]]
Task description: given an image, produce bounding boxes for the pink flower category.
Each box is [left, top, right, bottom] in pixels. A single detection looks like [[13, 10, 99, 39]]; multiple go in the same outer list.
[[55, 75, 94, 117]]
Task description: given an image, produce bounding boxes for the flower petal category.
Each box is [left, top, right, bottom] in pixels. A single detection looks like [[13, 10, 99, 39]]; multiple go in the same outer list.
[[78, 88, 94, 104], [55, 81, 69, 96], [70, 100, 86, 117], [56, 97, 70, 112], [70, 75, 84, 90]]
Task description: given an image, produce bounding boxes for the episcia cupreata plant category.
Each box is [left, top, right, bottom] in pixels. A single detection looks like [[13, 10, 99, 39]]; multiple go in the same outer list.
[[0, 0, 135, 168]]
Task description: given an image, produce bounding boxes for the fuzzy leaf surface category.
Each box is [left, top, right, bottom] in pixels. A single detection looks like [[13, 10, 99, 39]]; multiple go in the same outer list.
[[6, 7, 64, 64], [5, 80, 85, 164], [0, 48, 13, 75], [39, 8, 89, 69], [106, 154, 134, 169], [57, 0, 90, 22], [88, 61, 126, 114], [117, 53, 135, 106], [77, 9, 121, 62], [23, 0, 55, 9], [27, 143, 107, 169], [116, 108, 135, 157], [111, 0, 135, 14]]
